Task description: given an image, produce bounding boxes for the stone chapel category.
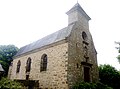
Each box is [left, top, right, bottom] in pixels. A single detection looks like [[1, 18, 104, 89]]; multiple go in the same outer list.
[[8, 2, 99, 89]]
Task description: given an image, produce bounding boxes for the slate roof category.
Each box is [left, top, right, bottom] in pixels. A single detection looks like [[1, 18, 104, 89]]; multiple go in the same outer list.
[[0, 64, 4, 72], [15, 23, 75, 57]]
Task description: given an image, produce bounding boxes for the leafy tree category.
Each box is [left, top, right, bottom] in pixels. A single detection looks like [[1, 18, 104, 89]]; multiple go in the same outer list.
[[0, 45, 18, 60], [0, 77, 23, 89], [99, 64, 120, 89], [115, 41, 120, 63], [0, 45, 18, 75]]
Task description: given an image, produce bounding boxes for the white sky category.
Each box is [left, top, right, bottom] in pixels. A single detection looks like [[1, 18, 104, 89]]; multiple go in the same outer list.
[[0, 0, 120, 69]]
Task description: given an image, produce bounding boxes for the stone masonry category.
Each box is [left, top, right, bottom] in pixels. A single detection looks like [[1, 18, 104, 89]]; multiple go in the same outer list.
[[10, 43, 69, 89]]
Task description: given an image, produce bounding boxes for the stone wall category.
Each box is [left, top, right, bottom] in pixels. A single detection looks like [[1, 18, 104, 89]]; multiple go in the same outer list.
[[67, 23, 99, 88], [10, 43, 69, 89]]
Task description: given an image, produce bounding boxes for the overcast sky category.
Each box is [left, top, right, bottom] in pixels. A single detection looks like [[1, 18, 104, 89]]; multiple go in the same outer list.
[[0, 0, 120, 69]]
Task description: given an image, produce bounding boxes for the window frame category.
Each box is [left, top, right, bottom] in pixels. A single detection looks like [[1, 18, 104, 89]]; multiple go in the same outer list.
[[26, 57, 32, 73], [16, 60, 21, 73], [82, 31, 88, 41], [40, 54, 47, 72]]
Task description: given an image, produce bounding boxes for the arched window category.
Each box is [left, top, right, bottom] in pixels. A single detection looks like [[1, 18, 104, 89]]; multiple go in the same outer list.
[[82, 31, 88, 41], [26, 57, 31, 73], [16, 60, 21, 73], [40, 54, 47, 72]]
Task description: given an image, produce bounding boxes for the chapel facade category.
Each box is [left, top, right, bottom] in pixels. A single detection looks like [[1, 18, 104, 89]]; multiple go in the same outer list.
[[8, 3, 99, 89]]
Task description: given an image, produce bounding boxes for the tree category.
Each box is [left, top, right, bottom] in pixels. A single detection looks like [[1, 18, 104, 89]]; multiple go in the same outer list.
[[0, 45, 18, 60], [115, 41, 120, 63], [0, 45, 18, 75], [99, 64, 120, 89]]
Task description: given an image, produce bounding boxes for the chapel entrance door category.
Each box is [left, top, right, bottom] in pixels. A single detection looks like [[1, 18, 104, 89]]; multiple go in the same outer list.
[[84, 67, 90, 82]]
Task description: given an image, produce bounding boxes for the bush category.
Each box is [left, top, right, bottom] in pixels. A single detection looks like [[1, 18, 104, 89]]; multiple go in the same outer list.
[[96, 82, 112, 89], [99, 64, 120, 89], [0, 77, 23, 89], [73, 82, 112, 89]]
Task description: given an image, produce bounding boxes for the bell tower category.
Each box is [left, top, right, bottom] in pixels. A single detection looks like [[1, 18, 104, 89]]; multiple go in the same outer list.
[[66, 2, 99, 88], [66, 3, 91, 26]]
